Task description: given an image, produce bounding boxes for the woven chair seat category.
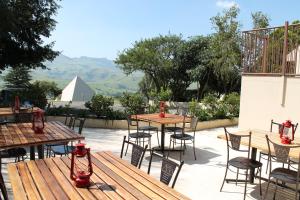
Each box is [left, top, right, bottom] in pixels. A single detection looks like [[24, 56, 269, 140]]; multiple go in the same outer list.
[[228, 157, 262, 169], [0, 148, 27, 158], [170, 133, 194, 140], [270, 168, 298, 183], [139, 125, 158, 131], [129, 132, 151, 139]]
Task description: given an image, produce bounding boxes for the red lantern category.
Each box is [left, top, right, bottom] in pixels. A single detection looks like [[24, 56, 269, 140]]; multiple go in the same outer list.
[[280, 120, 295, 144], [14, 96, 20, 112], [70, 143, 93, 188], [32, 109, 45, 134], [159, 101, 166, 118]]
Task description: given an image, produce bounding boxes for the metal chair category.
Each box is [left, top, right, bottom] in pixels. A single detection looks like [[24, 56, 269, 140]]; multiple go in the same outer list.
[[125, 116, 152, 155], [165, 109, 187, 134], [264, 135, 300, 200], [49, 117, 85, 157], [258, 120, 298, 173], [120, 136, 148, 169], [167, 116, 198, 161], [147, 149, 184, 188], [220, 128, 262, 200]]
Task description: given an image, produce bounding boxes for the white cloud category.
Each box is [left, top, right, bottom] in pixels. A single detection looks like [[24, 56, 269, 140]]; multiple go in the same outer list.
[[216, 0, 239, 9]]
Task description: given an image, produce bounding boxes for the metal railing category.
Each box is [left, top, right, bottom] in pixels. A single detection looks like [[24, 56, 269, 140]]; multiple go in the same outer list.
[[242, 22, 300, 76]]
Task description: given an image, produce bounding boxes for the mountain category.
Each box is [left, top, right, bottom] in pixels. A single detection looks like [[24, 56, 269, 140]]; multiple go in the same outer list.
[[32, 54, 143, 96]]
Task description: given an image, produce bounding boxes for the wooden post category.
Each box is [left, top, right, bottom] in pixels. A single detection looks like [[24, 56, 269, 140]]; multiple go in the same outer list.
[[282, 21, 289, 75]]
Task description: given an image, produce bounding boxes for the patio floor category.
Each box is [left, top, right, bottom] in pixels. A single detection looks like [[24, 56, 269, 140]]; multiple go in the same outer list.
[[2, 126, 299, 199]]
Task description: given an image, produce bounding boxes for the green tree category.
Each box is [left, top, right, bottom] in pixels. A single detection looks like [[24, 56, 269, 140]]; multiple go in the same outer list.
[[251, 11, 270, 29], [85, 94, 114, 117], [31, 80, 61, 99], [119, 92, 145, 114], [116, 34, 191, 100], [4, 66, 32, 88], [210, 6, 242, 94], [0, 0, 60, 71]]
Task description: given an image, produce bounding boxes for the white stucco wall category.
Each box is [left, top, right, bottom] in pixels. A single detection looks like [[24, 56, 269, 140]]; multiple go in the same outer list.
[[239, 75, 300, 134]]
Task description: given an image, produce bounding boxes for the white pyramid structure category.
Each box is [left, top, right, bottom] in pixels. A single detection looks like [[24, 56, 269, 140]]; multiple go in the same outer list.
[[61, 76, 95, 102]]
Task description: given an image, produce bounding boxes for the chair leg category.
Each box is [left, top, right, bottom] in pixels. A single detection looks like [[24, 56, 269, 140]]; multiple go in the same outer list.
[[244, 169, 249, 200], [220, 164, 229, 192], [193, 139, 196, 160], [259, 167, 262, 197], [125, 140, 130, 156], [273, 179, 278, 200], [0, 172, 8, 200], [156, 130, 160, 148], [236, 168, 239, 185], [180, 140, 183, 161], [263, 176, 271, 200], [167, 138, 172, 158]]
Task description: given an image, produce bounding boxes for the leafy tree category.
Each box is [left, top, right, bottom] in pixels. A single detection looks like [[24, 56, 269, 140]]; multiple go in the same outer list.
[[31, 80, 61, 99], [4, 66, 32, 88], [116, 34, 190, 100], [210, 6, 242, 94], [251, 11, 270, 29], [0, 0, 60, 71], [119, 92, 145, 114], [85, 94, 114, 117]]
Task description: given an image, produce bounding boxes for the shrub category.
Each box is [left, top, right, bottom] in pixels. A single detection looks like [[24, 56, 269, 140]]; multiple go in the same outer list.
[[119, 92, 145, 115], [85, 94, 114, 117], [223, 92, 240, 117]]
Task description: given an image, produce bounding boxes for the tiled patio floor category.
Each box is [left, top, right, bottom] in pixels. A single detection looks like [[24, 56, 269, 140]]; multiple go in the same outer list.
[[3, 126, 298, 199]]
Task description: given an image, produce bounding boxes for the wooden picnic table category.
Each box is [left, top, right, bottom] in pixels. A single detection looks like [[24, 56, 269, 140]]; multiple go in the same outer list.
[[217, 129, 300, 183], [0, 107, 40, 116], [8, 151, 190, 200], [0, 121, 84, 160], [134, 113, 189, 155]]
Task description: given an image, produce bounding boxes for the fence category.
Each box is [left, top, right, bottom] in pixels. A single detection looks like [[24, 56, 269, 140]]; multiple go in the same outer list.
[[242, 22, 300, 76]]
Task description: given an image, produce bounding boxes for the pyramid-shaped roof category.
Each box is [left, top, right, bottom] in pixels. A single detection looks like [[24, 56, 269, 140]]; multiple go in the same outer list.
[[61, 76, 95, 102]]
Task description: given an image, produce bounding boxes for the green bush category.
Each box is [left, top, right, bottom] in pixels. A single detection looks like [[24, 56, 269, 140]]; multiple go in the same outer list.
[[119, 92, 145, 115], [223, 92, 240, 117], [85, 94, 114, 117]]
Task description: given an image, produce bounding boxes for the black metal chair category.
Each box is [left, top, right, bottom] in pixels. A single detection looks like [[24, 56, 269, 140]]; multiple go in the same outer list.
[[125, 116, 152, 155], [147, 149, 184, 188], [165, 109, 187, 134], [120, 136, 148, 169], [264, 135, 300, 200], [258, 120, 298, 173], [167, 116, 198, 161], [220, 128, 262, 200], [49, 117, 85, 157]]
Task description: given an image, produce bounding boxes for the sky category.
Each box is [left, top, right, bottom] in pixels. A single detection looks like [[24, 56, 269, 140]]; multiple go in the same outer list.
[[47, 0, 300, 60]]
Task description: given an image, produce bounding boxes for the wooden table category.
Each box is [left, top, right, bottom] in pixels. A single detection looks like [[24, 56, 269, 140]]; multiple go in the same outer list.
[[0, 107, 40, 116], [217, 129, 300, 183], [8, 151, 190, 200], [0, 121, 84, 160], [135, 113, 188, 155]]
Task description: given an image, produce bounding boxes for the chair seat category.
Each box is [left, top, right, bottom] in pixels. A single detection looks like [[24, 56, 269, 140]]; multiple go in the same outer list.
[[165, 127, 183, 132], [139, 126, 158, 131], [270, 168, 298, 183], [129, 132, 152, 139], [51, 145, 73, 155], [0, 148, 27, 158], [170, 133, 194, 140], [228, 157, 262, 169]]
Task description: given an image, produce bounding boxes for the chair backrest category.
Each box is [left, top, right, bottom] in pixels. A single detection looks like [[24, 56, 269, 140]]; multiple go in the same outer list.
[[127, 115, 138, 132], [270, 119, 299, 133], [189, 116, 198, 131], [120, 136, 147, 169], [67, 116, 75, 129], [265, 135, 300, 170], [147, 149, 184, 188], [224, 127, 251, 159]]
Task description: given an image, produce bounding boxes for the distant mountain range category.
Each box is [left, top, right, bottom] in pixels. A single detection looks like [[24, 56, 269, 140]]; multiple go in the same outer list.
[[31, 54, 142, 96]]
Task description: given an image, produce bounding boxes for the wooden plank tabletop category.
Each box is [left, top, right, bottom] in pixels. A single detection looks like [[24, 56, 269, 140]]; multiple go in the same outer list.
[[0, 107, 40, 116], [217, 129, 300, 159], [134, 113, 190, 125], [8, 151, 190, 200], [0, 121, 84, 149]]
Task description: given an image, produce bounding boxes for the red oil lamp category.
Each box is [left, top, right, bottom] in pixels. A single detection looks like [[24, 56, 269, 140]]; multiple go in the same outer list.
[[70, 143, 93, 188], [14, 96, 20, 112], [159, 101, 166, 118], [32, 109, 45, 134], [280, 120, 295, 144]]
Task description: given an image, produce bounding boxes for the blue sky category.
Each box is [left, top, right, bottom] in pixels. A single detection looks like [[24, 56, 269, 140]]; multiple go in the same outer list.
[[48, 0, 300, 60]]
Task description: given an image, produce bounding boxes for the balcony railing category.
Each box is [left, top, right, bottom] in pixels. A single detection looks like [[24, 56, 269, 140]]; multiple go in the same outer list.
[[242, 22, 300, 76]]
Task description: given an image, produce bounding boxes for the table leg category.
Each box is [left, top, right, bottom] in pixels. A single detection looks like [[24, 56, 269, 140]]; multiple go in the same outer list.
[[250, 147, 257, 184], [161, 124, 165, 156], [37, 145, 44, 159], [30, 146, 35, 160]]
